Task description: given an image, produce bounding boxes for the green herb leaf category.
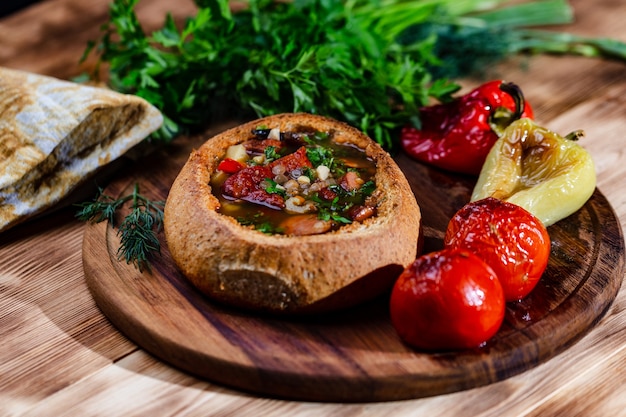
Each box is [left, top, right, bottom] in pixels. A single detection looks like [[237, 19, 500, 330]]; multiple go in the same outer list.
[[264, 145, 280, 163], [75, 186, 125, 224], [360, 180, 376, 197], [264, 178, 286, 197], [306, 146, 334, 168]]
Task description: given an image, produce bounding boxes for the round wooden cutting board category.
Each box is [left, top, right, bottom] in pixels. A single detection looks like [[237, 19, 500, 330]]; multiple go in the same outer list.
[[82, 130, 624, 402]]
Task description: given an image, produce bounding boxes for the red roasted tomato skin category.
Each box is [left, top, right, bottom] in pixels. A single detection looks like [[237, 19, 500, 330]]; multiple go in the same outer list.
[[444, 197, 551, 302], [390, 248, 505, 351]]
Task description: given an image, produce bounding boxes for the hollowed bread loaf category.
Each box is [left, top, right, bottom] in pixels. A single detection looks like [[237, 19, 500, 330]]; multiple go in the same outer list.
[[164, 113, 421, 314]]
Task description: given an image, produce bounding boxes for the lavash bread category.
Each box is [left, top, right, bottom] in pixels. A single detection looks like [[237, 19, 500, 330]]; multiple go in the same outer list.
[[0, 67, 162, 232], [164, 113, 421, 314]]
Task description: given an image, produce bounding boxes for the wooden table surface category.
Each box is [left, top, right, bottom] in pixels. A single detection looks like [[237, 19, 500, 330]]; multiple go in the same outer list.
[[1, 0, 625, 416]]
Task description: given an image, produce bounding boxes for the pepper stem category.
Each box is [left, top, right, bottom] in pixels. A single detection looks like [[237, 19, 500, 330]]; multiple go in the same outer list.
[[565, 129, 585, 141], [489, 82, 527, 136], [499, 82, 525, 121]]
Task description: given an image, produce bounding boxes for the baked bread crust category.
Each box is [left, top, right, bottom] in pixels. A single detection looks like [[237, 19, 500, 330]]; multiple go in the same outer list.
[[164, 113, 421, 313], [0, 67, 162, 232]]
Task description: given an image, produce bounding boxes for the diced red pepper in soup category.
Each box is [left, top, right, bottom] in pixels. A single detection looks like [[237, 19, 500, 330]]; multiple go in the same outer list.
[[218, 158, 245, 174]]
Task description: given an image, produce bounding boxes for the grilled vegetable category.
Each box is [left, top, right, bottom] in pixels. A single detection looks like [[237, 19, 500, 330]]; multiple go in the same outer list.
[[471, 118, 596, 226], [400, 80, 533, 175], [390, 248, 505, 350], [445, 197, 551, 301]]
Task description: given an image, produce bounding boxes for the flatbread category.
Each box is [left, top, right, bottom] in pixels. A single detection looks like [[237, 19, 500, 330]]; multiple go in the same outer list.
[[0, 67, 163, 232]]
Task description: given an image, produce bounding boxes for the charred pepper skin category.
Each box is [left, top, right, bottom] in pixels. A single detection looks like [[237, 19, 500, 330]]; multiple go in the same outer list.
[[400, 80, 534, 176], [471, 118, 596, 227]]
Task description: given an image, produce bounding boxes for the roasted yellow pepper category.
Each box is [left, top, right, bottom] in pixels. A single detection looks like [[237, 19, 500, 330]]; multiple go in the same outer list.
[[472, 118, 596, 226]]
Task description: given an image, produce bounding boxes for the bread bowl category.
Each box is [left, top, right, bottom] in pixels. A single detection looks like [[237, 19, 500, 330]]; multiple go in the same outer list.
[[164, 113, 421, 314]]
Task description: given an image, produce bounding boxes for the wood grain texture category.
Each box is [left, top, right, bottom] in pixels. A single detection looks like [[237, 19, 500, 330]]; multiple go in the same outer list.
[[0, 210, 136, 415], [0, 0, 198, 80], [81, 131, 624, 402]]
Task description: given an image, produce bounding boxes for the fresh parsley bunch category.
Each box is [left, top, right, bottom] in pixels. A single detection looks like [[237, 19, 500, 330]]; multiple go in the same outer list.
[[85, 0, 461, 149]]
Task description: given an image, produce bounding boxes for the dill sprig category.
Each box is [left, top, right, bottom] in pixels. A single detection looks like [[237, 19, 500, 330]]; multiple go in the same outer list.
[[402, 0, 626, 79], [76, 183, 165, 271]]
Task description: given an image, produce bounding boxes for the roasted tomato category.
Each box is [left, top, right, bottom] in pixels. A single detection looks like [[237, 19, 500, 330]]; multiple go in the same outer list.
[[390, 248, 505, 350], [444, 197, 551, 302]]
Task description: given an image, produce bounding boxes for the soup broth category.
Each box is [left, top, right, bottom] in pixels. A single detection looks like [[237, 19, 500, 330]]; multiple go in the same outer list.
[[210, 127, 378, 236]]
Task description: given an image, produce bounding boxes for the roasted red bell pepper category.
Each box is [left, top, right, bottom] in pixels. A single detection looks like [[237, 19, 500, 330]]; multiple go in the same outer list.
[[217, 157, 245, 174], [401, 80, 534, 176]]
